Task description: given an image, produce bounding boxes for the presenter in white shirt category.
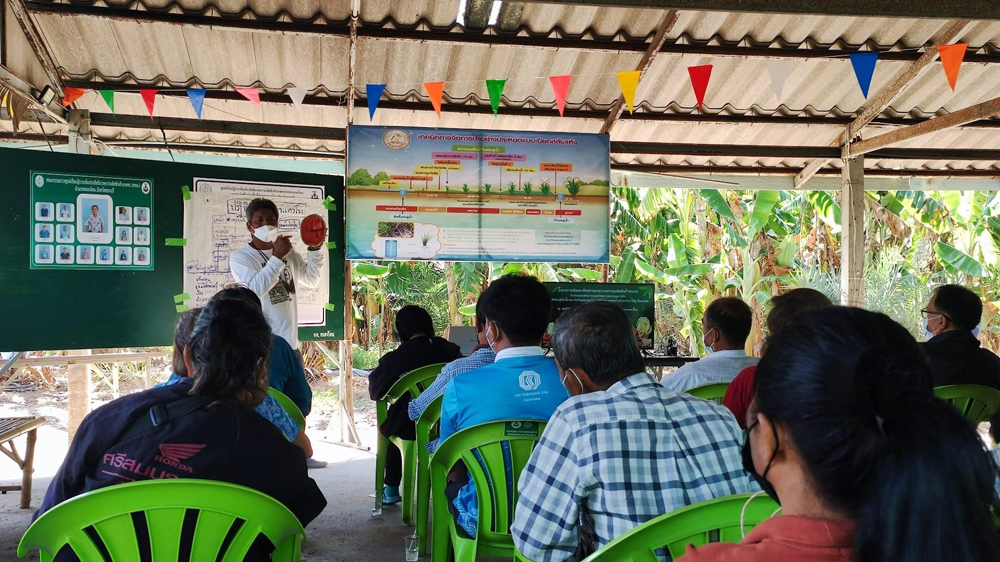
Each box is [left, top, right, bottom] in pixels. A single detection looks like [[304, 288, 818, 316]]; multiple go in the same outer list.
[[229, 198, 325, 351]]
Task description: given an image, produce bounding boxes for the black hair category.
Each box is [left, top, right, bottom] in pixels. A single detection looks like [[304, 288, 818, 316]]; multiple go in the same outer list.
[[933, 284, 982, 331], [552, 301, 646, 387], [766, 288, 833, 335], [991, 408, 1000, 444], [188, 298, 272, 403], [704, 296, 753, 345], [395, 305, 435, 341], [478, 274, 551, 346], [755, 307, 1000, 562], [210, 285, 263, 310], [172, 307, 204, 378], [245, 198, 279, 222]]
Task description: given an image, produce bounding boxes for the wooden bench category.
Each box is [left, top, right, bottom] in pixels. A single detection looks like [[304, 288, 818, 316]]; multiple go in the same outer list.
[[0, 416, 46, 508]]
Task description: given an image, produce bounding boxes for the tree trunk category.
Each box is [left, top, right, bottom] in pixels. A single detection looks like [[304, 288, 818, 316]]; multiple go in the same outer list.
[[446, 263, 461, 326]]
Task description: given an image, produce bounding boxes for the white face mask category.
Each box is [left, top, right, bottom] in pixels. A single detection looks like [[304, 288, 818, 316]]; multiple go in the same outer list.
[[703, 327, 715, 354], [485, 323, 498, 352], [253, 225, 279, 243], [561, 368, 584, 396]]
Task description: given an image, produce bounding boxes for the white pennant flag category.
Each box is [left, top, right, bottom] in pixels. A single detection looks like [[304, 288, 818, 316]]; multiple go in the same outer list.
[[766, 60, 792, 102], [287, 87, 307, 108]]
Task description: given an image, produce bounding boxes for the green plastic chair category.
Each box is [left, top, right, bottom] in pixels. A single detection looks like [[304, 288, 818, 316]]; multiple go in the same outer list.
[[685, 382, 731, 404], [430, 419, 547, 562], [374, 362, 447, 522], [269, 388, 306, 431], [415, 393, 444, 555], [18, 479, 305, 562], [934, 384, 1000, 424], [570, 493, 780, 562]]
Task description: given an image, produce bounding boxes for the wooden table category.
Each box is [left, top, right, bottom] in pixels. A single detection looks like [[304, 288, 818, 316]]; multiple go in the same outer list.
[[0, 416, 46, 508]]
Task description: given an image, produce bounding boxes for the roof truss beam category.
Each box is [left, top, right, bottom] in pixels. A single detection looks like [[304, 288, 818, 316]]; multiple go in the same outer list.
[[88, 113, 345, 140], [516, 0, 1000, 20], [7, 0, 62, 88], [850, 95, 1000, 156], [23, 3, 1000, 63]]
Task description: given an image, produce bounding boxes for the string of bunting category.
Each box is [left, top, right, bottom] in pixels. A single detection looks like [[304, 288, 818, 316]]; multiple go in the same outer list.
[[64, 45, 969, 119]]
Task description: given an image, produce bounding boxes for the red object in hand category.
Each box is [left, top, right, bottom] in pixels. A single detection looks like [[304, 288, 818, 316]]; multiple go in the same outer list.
[[300, 214, 328, 247]]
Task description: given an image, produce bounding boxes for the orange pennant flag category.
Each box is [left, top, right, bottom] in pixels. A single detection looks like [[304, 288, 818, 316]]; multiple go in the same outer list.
[[61, 88, 85, 107], [424, 82, 444, 117], [140, 89, 157, 119], [937, 43, 968, 91]]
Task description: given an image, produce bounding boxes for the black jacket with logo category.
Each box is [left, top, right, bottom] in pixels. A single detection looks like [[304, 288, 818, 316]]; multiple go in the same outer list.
[[921, 330, 1000, 390], [38, 379, 326, 558]]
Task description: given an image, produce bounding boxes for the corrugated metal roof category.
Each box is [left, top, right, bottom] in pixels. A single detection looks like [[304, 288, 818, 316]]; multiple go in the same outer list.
[[8, 1, 1000, 175]]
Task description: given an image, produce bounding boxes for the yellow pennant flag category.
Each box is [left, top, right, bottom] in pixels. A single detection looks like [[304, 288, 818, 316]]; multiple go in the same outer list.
[[617, 71, 641, 114]]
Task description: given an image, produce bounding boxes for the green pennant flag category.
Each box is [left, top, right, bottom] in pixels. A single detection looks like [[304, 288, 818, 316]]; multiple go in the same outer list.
[[99, 90, 115, 113], [486, 79, 506, 115]]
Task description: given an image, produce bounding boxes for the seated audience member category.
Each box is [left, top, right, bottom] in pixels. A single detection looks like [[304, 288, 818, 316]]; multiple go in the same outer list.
[[723, 288, 832, 428], [921, 284, 1000, 390], [662, 297, 757, 393], [992, 409, 1000, 497], [159, 293, 312, 458], [439, 274, 569, 538], [38, 298, 327, 553], [369, 305, 463, 505], [512, 301, 752, 561], [679, 307, 1000, 562], [408, 302, 496, 452]]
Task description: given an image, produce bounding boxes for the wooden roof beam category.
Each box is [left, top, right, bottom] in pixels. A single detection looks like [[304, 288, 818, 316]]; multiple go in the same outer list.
[[850, 95, 1000, 156], [600, 9, 678, 135]]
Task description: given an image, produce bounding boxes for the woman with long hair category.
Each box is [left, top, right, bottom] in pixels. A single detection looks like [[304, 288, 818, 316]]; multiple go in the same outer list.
[[681, 307, 1000, 562]]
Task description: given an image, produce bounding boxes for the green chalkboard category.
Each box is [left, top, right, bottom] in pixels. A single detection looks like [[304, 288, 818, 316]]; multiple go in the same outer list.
[[0, 147, 345, 351]]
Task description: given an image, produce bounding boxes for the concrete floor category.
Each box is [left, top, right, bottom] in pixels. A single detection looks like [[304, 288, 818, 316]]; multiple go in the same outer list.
[[0, 427, 426, 562]]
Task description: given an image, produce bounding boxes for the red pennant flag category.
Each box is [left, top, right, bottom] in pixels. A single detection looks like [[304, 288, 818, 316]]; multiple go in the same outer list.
[[549, 75, 572, 117], [61, 87, 85, 107], [140, 89, 157, 119], [424, 82, 444, 117], [236, 87, 261, 105], [687, 65, 713, 109], [937, 43, 968, 91]]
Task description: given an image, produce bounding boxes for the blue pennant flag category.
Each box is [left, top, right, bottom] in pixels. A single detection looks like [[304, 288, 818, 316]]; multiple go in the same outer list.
[[849, 52, 879, 99], [366, 84, 386, 120], [187, 89, 206, 119]]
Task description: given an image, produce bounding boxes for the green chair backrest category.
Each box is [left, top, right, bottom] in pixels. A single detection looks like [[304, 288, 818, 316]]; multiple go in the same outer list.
[[934, 384, 1000, 424], [417, 394, 444, 448], [377, 363, 447, 425], [430, 420, 546, 559], [580, 493, 780, 562], [269, 388, 306, 431], [685, 382, 731, 404], [18, 479, 305, 562]]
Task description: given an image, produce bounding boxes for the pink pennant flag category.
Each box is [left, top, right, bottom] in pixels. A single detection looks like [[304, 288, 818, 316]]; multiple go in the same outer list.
[[549, 75, 572, 117], [140, 89, 157, 119], [236, 87, 261, 105]]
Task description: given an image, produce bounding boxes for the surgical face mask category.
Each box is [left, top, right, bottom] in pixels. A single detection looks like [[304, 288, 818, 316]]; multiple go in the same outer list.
[[743, 420, 780, 504], [703, 328, 715, 354], [972, 325, 982, 339], [253, 224, 279, 243], [924, 314, 940, 341], [485, 323, 497, 352], [561, 368, 584, 396]]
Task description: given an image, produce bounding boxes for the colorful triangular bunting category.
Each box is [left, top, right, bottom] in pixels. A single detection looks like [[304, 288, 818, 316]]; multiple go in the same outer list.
[[424, 82, 444, 117], [688, 65, 713, 109], [766, 60, 791, 102], [236, 87, 260, 105], [287, 87, 307, 108], [849, 52, 879, 99], [616, 71, 641, 114], [549, 75, 572, 116], [366, 84, 386, 120], [187, 89, 206, 119], [61, 87, 85, 107], [140, 89, 157, 119], [99, 90, 115, 113], [937, 43, 968, 91], [486, 79, 507, 115]]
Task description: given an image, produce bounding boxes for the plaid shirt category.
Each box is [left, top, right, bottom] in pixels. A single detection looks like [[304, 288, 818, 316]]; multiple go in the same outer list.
[[408, 347, 496, 422], [512, 372, 753, 562]]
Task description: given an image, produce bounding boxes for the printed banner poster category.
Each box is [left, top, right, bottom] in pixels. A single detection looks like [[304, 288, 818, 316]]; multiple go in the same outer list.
[[29, 171, 154, 270], [543, 283, 656, 349], [183, 178, 330, 327], [346, 125, 611, 262]]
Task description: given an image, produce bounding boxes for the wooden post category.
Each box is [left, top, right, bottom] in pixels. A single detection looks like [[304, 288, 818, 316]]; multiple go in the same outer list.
[[338, 255, 359, 445], [66, 350, 92, 443], [21, 428, 36, 509], [840, 154, 865, 306]]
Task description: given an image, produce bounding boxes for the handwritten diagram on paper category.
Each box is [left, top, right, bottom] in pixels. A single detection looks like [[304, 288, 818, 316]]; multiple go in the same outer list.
[[182, 178, 329, 326]]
